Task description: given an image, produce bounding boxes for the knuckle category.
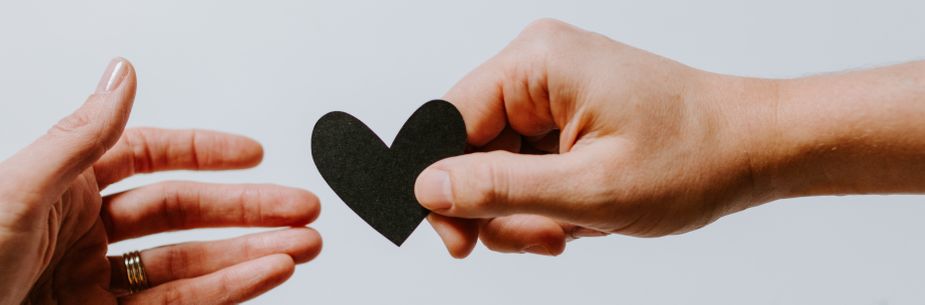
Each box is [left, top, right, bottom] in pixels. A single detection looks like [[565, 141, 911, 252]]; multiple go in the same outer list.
[[122, 128, 154, 173], [237, 186, 260, 224], [157, 183, 192, 229], [521, 18, 571, 38], [164, 246, 190, 279], [516, 18, 575, 53], [505, 19, 577, 88], [215, 274, 234, 302], [240, 236, 255, 259], [50, 112, 93, 135], [160, 285, 185, 305], [460, 160, 501, 212], [187, 129, 205, 170], [48, 113, 107, 157]]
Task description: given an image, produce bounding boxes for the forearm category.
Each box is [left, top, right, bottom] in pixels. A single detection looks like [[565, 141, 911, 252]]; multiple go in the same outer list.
[[764, 61, 925, 198]]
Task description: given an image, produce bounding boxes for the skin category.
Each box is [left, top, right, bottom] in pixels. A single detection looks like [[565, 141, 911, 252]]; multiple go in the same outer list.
[[415, 19, 925, 258], [0, 58, 322, 305]]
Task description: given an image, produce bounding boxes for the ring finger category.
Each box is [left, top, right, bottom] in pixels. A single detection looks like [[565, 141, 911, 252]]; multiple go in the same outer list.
[[109, 228, 321, 292]]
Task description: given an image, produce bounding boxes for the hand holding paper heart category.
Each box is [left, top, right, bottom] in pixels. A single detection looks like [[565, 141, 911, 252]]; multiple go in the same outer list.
[[415, 19, 925, 258], [415, 19, 770, 257]]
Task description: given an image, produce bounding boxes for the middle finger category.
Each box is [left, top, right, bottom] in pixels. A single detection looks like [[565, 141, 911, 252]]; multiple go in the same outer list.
[[102, 181, 320, 242]]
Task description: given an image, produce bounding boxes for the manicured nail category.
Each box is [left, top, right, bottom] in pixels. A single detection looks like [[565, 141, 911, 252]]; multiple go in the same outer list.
[[96, 57, 128, 93], [523, 245, 552, 256], [416, 169, 453, 211]]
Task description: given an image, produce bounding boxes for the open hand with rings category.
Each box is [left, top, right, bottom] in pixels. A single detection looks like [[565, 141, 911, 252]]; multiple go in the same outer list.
[[0, 58, 322, 305]]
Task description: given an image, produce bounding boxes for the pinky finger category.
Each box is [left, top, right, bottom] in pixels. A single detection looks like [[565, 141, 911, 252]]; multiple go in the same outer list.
[[479, 215, 567, 256], [120, 254, 294, 305]]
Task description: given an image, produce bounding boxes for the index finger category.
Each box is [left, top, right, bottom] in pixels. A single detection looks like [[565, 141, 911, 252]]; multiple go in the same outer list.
[[444, 19, 578, 147], [93, 128, 263, 188], [442, 57, 508, 147]]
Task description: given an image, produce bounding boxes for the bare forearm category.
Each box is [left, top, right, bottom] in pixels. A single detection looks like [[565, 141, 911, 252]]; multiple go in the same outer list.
[[765, 61, 925, 198]]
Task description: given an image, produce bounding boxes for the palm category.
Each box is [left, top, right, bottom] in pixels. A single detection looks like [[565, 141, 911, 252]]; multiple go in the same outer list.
[[27, 173, 115, 305]]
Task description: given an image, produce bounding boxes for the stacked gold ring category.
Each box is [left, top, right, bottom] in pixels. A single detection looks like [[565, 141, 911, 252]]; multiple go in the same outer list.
[[123, 250, 150, 293]]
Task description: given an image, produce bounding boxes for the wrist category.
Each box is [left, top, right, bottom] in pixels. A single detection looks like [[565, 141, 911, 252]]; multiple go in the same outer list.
[[713, 74, 787, 205], [685, 71, 786, 208]]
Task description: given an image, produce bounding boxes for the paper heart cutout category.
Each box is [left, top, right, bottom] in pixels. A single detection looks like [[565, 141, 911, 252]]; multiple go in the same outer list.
[[311, 100, 466, 246]]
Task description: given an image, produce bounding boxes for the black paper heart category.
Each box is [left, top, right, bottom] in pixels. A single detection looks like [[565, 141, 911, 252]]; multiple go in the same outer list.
[[311, 100, 466, 246]]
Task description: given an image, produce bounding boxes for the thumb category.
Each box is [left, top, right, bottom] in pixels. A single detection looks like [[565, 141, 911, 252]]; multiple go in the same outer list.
[[0, 58, 136, 202], [415, 149, 598, 220]]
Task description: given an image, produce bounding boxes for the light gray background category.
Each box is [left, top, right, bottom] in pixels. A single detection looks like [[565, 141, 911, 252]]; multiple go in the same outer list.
[[1, 1, 924, 304]]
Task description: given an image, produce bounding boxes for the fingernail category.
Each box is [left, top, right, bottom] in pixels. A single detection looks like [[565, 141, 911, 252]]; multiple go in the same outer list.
[[95, 57, 128, 93], [523, 245, 552, 256], [416, 169, 453, 211]]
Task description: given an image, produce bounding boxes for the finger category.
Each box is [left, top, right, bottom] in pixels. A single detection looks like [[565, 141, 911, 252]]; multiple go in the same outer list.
[[442, 57, 508, 147], [424, 127, 517, 259], [103, 182, 320, 242], [443, 21, 571, 147], [415, 149, 600, 221], [110, 228, 321, 291], [426, 214, 479, 259], [479, 215, 566, 256], [94, 128, 264, 188], [474, 126, 521, 153], [120, 254, 295, 305], [0, 58, 135, 203]]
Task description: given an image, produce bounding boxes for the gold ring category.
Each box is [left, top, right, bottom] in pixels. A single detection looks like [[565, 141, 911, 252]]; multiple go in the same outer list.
[[123, 250, 150, 293]]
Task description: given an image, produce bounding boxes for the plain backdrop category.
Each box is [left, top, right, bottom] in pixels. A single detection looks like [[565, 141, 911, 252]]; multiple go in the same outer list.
[[1, 1, 924, 304]]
